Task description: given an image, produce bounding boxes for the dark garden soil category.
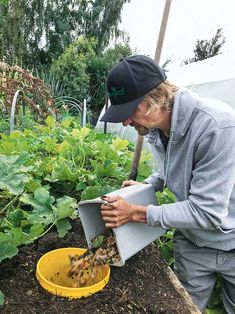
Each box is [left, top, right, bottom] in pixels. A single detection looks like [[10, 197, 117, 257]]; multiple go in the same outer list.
[[0, 220, 194, 314]]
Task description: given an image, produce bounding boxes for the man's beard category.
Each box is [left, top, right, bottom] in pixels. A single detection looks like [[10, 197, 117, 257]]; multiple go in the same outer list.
[[134, 125, 151, 136]]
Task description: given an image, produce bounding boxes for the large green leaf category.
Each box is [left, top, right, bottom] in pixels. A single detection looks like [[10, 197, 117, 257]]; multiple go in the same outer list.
[[81, 186, 100, 201], [94, 160, 117, 178], [27, 211, 54, 226], [8, 209, 25, 227], [20, 188, 54, 211], [41, 136, 58, 153], [0, 138, 30, 155], [112, 138, 129, 151], [137, 162, 152, 178], [8, 224, 44, 246], [20, 188, 55, 225], [45, 116, 56, 128], [71, 127, 90, 143], [0, 232, 10, 242], [95, 141, 117, 161], [24, 224, 44, 244], [0, 290, 4, 306], [7, 227, 28, 246], [55, 219, 72, 238], [21, 188, 77, 227], [0, 241, 18, 263], [56, 140, 70, 155], [51, 162, 77, 181], [76, 181, 87, 191], [53, 196, 77, 220], [0, 155, 30, 195], [157, 188, 176, 205]]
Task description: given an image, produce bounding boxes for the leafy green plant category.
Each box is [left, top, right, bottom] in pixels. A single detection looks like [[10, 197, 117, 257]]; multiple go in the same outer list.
[[157, 229, 175, 266], [0, 114, 153, 303], [156, 188, 176, 205], [155, 188, 176, 266], [0, 115, 152, 263], [0, 290, 4, 306], [35, 70, 64, 98], [0, 116, 10, 134], [204, 276, 226, 314]]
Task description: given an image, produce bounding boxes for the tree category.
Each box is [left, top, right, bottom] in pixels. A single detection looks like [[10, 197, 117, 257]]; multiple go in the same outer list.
[[50, 38, 132, 123], [183, 28, 226, 65], [50, 36, 95, 102], [0, 0, 130, 69], [161, 58, 172, 72], [0, 1, 27, 65], [87, 43, 132, 122]]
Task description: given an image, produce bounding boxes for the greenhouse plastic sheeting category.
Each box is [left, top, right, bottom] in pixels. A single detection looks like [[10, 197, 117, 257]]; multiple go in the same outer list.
[[167, 52, 235, 109]]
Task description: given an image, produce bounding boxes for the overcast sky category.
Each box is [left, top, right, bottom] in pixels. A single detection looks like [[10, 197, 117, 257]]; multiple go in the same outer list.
[[121, 0, 235, 70]]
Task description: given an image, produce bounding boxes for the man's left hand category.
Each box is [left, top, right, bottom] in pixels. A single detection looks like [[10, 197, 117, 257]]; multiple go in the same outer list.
[[100, 195, 133, 228]]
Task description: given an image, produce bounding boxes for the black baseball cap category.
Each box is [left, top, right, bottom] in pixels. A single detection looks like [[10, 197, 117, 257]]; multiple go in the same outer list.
[[100, 55, 167, 123]]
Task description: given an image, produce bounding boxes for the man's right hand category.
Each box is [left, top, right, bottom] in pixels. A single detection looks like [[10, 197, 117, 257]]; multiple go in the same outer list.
[[121, 180, 142, 188]]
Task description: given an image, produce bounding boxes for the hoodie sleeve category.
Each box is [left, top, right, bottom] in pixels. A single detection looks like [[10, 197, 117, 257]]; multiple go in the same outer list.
[[147, 127, 235, 231], [143, 170, 164, 192]]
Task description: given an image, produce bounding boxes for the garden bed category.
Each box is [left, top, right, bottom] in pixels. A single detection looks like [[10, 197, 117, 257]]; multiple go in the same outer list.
[[0, 220, 199, 314]]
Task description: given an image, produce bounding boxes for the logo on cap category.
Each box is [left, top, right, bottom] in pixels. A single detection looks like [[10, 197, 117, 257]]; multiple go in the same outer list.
[[108, 87, 125, 98]]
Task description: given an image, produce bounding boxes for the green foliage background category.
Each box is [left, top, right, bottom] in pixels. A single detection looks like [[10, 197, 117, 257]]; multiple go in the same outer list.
[[50, 37, 132, 121], [0, 0, 130, 69], [183, 28, 225, 65], [0, 115, 152, 264]]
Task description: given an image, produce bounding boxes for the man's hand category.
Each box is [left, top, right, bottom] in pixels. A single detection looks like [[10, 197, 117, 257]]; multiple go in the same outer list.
[[121, 180, 142, 188], [100, 195, 147, 228]]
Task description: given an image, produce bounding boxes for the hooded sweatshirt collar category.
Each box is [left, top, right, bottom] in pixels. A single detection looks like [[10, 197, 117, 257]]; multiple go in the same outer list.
[[146, 88, 199, 144]]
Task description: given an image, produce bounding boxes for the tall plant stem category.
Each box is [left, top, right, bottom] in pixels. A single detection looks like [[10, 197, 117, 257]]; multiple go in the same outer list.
[[0, 195, 19, 214]]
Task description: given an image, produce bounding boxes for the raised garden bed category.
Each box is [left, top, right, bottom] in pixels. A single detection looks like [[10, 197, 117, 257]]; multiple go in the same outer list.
[[0, 220, 199, 314]]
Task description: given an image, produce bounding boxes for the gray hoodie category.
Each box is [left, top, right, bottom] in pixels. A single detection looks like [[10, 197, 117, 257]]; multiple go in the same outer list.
[[145, 88, 235, 251]]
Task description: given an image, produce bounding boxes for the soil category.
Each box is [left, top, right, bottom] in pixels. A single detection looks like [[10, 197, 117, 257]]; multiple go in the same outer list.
[[0, 220, 191, 314]]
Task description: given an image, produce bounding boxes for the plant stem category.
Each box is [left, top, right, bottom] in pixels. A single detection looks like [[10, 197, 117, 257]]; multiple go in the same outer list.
[[0, 195, 19, 214], [71, 151, 77, 168], [38, 221, 57, 238]]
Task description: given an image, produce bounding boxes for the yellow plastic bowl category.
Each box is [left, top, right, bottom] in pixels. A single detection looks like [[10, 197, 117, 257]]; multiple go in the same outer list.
[[36, 247, 110, 298]]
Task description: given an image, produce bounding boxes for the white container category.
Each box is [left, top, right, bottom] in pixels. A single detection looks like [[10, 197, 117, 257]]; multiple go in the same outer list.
[[78, 184, 166, 266]]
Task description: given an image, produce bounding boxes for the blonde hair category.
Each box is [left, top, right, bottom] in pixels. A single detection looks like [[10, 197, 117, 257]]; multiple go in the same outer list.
[[143, 80, 179, 114]]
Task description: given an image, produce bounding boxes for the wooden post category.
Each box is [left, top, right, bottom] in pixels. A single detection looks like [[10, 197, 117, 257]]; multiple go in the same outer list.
[[128, 135, 144, 180], [104, 96, 109, 134], [129, 0, 172, 180], [154, 0, 172, 64]]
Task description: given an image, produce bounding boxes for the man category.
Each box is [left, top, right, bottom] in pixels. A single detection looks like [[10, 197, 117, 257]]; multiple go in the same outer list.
[[100, 55, 235, 313]]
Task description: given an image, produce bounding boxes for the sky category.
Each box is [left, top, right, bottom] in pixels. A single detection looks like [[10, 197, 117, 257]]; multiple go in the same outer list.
[[120, 0, 235, 70]]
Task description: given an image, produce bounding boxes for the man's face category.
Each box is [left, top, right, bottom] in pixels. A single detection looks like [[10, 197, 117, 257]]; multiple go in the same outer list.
[[122, 102, 171, 136], [122, 118, 151, 135], [129, 122, 151, 136]]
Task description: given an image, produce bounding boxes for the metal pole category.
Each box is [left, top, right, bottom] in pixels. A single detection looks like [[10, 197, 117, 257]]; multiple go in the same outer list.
[[82, 98, 87, 127], [129, 0, 172, 180], [10, 90, 24, 133]]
